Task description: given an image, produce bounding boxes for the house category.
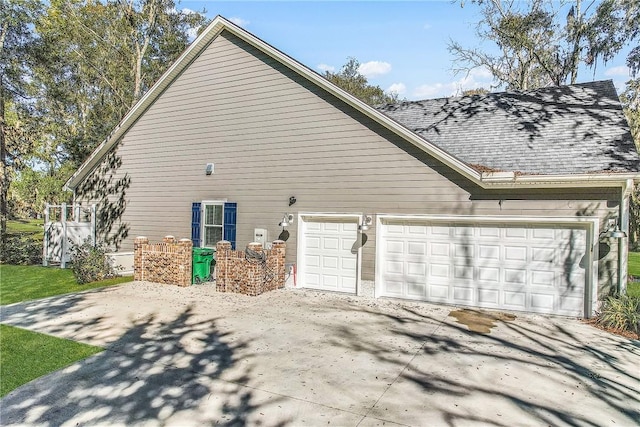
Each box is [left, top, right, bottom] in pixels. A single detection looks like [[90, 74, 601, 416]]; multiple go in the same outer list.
[[65, 16, 640, 318]]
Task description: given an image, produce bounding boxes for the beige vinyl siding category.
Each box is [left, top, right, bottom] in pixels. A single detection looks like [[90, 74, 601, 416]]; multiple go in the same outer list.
[[79, 30, 621, 292]]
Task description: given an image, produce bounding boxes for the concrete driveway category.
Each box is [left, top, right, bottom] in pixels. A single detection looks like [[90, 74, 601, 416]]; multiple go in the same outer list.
[[0, 282, 638, 426]]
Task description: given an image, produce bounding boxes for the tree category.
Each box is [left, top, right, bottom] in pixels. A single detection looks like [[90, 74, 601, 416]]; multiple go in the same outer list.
[[449, 0, 615, 90], [324, 58, 399, 106], [1, 0, 43, 247], [33, 0, 208, 166]]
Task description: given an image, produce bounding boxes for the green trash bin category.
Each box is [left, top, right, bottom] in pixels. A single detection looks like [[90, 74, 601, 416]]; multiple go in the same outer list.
[[192, 247, 215, 284]]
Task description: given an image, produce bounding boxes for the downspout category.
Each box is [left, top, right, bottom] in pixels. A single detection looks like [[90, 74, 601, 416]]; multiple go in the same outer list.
[[618, 179, 633, 295]]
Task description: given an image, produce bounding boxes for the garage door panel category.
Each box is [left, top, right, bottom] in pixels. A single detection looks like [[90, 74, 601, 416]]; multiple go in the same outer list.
[[454, 265, 473, 280], [532, 247, 555, 262], [405, 241, 425, 255], [479, 245, 500, 260], [504, 291, 527, 309], [407, 261, 426, 276], [505, 228, 527, 239], [532, 228, 555, 239], [429, 284, 449, 300], [504, 268, 526, 284], [323, 256, 338, 269], [386, 240, 404, 254], [530, 293, 555, 312], [379, 220, 587, 317], [479, 227, 500, 238], [531, 270, 555, 286], [408, 225, 427, 235], [478, 266, 500, 283], [407, 281, 426, 297], [453, 286, 473, 302], [305, 255, 320, 267], [323, 237, 339, 250], [429, 226, 450, 237], [504, 246, 527, 261], [429, 263, 450, 278], [478, 288, 500, 305], [454, 244, 474, 259]]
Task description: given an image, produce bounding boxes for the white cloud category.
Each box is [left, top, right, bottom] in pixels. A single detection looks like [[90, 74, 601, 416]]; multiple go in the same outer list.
[[413, 67, 495, 99], [187, 26, 200, 40], [387, 82, 407, 95], [317, 63, 335, 73], [605, 66, 630, 77], [358, 61, 392, 78], [181, 8, 196, 15], [229, 17, 250, 27]]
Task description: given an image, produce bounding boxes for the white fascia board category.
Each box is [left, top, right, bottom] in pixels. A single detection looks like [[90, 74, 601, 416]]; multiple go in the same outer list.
[[480, 172, 640, 189]]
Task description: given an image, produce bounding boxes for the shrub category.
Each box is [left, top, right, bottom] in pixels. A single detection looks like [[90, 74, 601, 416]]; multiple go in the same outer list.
[[1, 234, 42, 265], [596, 295, 640, 336], [69, 240, 116, 284]]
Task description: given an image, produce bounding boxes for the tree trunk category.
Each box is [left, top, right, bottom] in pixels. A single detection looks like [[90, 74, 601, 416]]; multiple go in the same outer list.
[[0, 79, 7, 250], [0, 22, 8, 249]]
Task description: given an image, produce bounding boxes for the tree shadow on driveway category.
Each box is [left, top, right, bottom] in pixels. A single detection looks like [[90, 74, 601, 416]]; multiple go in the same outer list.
[[323, 303, 640, 427], [0, 297, 290, 426]]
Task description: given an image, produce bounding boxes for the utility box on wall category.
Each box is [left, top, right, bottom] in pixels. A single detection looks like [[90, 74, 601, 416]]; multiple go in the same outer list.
[[253, 228, 268, 246]]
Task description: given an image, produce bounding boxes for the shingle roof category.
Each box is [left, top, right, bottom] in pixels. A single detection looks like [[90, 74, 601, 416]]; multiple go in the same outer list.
[[377, 80, 640, 175]]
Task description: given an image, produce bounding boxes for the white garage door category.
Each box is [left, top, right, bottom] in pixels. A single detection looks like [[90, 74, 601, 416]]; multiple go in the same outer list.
[[301, 218, 358, 293], [378, 219, 588, 316]]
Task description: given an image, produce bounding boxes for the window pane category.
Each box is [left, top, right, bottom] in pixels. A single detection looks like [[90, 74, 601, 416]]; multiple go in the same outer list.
[[204, 226, 222, 246], [214, 205, 223, 225], [205, 205, 214, 225], [204, 204, 223, 226]]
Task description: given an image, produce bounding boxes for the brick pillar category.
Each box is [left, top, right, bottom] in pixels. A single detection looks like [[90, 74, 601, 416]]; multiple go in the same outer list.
[[216, 241, 232, 292], [163, 235, 176, 244], [177, 238, 192, 287], [134, 236, 149, 281], [247, 242, 263, 295], [272, 240, 286, 289]]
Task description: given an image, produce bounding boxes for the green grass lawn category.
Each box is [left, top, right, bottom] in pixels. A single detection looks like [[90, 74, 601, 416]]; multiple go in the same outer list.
[[0, 324, 103, 397], [0, 264, 131, 396], [0, 265, 133, 306], [7, 219, 44, 234], [627, 252, 640, 298]]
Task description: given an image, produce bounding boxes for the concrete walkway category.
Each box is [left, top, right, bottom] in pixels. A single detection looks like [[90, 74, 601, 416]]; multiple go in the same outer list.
[[1, 282, 638, 426]]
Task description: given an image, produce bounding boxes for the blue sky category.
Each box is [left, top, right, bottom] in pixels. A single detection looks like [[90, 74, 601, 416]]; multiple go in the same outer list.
[[179, 1, 633, 100]]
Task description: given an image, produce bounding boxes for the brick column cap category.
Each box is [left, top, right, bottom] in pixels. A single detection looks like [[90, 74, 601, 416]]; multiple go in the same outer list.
[[248, 242, 263, 252], [217, 241, 232, 249]]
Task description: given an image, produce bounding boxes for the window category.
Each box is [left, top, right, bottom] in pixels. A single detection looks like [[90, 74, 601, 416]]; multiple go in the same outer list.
[[192, 201, 237, 249], [202, 203, 224, 248]]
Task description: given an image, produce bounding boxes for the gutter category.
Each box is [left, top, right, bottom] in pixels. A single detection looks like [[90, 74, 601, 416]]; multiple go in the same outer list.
[[480, 171, 640, 188]]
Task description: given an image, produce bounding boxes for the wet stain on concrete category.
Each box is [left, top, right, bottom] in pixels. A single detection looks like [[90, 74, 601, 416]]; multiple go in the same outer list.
[[449, 309, 516, 334]]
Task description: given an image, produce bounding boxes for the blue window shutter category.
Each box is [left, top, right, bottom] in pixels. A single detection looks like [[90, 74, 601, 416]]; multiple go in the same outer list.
[[191, 202, 201, 247], [223, 202, 237, 250]]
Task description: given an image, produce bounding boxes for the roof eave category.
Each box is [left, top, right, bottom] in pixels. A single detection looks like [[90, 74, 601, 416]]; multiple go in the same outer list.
[[480, 171, 640, 188]]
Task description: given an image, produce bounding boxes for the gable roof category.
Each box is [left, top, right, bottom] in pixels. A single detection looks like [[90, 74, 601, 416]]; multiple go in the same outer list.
[[377, 80, 640, 175], [65, 16, 639, 192]]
